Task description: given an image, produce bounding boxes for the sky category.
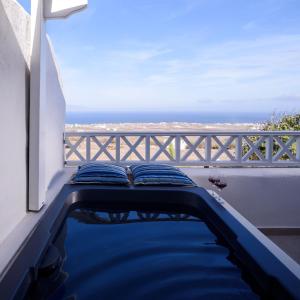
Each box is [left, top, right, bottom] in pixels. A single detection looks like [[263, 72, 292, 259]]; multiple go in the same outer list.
[[19, 0, 300, 113]]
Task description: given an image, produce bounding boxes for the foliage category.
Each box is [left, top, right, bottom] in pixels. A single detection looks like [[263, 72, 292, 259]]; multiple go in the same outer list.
[[243, 113, 300, 161], [168, 143, 176, 160], [262, 113, 300, 131]]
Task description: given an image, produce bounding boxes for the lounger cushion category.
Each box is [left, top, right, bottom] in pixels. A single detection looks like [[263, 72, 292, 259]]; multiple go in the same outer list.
[[73, 163, 129, 184], [129, 164, 196, 186]]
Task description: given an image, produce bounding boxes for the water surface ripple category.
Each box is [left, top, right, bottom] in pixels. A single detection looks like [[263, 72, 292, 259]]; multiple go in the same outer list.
[[50, 210, 259, 300]]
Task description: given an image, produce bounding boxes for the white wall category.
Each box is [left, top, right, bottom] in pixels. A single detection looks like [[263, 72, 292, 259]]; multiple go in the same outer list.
[[0, 0, 66, 244], [185, 168, 300, 228], [45, 37, 66, 189], [0, 0, 30, 244]]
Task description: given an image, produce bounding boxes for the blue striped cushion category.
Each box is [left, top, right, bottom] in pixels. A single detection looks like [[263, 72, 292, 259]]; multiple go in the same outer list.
[[130, 164, 195, 186], [73, 163, 129, 185]]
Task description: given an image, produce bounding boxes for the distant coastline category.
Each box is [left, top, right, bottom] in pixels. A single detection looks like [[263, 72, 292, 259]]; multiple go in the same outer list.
[[65, 122, 261, 133], [65, 111, 271, 132], [66, 111, 272, 125]]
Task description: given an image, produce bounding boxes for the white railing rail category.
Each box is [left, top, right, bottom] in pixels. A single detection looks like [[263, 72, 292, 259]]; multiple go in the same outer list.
[[64, 131, 300, 167]]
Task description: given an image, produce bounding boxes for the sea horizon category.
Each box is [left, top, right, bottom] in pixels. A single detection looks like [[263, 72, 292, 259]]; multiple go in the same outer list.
[[66, 111, 275, 125]]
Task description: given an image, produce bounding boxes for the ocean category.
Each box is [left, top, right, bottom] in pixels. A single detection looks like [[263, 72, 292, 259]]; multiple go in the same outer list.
[[66, 111, 272, 124]]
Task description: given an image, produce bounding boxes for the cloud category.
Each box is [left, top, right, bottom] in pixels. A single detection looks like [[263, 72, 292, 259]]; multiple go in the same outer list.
[[167, 0, 207, 20], [109, 47, 172, 62], [243, 20, 258, 31], [59, 33, 300, 112], [151, 34, 300, 85]]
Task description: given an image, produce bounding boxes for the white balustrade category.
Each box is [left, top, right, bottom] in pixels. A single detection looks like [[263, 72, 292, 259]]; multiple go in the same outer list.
[[64, 132, 300, 167]]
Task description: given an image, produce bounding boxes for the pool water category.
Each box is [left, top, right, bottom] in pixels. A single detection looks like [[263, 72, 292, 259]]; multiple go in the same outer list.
[[46, 208, 259, 300]]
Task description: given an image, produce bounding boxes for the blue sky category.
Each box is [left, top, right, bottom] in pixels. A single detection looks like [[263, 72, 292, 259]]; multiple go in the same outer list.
[[19, 0, 300, 113]]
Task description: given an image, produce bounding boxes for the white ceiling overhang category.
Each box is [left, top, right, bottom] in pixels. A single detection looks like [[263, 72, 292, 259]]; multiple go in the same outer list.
[[44, 0, 88, 19]]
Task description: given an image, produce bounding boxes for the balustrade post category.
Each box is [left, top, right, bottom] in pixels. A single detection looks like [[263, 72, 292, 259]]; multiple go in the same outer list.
[[205, 135, 211, 163], [116, 135, 120, 163], [296, 136, 300, 161], [86, 135, 91, 162], [235, 135, 242, 162], [175, 135, 181, 163], [265, 135, 273, 163], [146, 135, 150, 163], [63, 134, 67, 165]]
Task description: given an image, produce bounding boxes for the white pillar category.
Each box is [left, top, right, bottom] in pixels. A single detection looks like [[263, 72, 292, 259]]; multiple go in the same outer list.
[[296, 136, 300, 161], [29, 0, 47, 211], [28, 0, 88, 211]]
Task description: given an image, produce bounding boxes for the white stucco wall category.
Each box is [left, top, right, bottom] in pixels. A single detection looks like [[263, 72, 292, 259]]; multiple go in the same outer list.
[[0, 0, 30, 244], [0, 0, 66, 244], [184, 168, 300, 228], [45, 37, 66, 189]]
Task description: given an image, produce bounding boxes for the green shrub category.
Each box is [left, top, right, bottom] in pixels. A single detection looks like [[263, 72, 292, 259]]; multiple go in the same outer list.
[[262, 113, 300, 131], [243, 113, 300, 160], [168, 143, 176, 160]]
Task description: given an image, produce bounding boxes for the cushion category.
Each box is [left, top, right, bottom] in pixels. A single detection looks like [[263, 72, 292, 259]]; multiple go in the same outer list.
[[129, 164, 196, 186], [72, 163, 129, 185]]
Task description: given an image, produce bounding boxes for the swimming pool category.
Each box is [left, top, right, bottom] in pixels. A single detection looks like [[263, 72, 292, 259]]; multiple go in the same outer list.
[[1, 185, 300, 299], [32, 208, 260, 299]]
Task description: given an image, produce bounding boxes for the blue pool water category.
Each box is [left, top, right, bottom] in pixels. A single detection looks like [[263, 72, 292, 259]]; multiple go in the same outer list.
[[48, 209, 259, 300]]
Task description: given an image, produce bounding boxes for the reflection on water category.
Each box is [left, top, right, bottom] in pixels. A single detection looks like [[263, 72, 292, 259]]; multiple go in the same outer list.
[[29, 208, 260, 300], [70, 210, 198, 225]]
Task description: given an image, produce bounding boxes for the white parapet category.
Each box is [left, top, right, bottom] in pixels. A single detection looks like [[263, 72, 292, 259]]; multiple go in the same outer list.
[[29, 0, 47, 211]]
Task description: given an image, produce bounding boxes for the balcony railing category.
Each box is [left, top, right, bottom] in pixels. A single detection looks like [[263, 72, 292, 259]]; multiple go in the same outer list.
[[64, 131, 300, 167]]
